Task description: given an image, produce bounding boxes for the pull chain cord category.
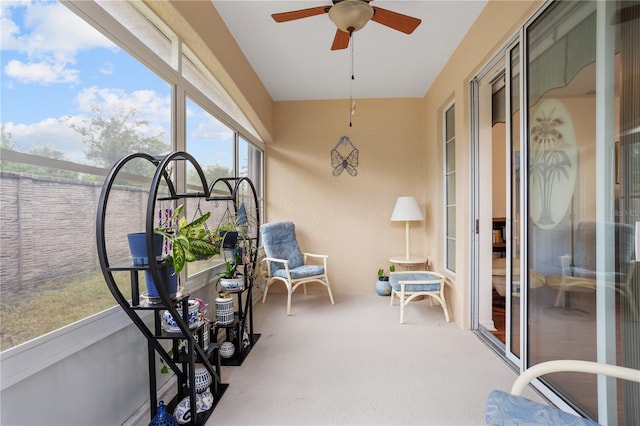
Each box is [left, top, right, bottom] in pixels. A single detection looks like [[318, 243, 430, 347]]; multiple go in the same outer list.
[[349, 31, 355, 127]]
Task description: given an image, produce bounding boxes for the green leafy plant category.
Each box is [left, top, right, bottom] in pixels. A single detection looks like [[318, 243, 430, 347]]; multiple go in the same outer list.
[[377, 265, 396, 278], [217, 253, 242, 279], [154, 204, 219, 274]]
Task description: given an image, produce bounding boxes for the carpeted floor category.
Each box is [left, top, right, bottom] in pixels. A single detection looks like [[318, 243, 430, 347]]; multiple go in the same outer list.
[[204, 290, 541, 425]]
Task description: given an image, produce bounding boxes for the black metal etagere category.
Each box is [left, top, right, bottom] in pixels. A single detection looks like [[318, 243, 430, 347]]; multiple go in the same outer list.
[[96, 152, 260, 425]]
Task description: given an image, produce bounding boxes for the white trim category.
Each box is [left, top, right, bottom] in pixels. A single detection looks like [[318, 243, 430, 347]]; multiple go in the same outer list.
[[595, 1, 618, 424]]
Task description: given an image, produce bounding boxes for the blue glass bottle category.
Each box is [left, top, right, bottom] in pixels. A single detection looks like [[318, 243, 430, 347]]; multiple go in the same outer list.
[[149, 400, 178, 426]]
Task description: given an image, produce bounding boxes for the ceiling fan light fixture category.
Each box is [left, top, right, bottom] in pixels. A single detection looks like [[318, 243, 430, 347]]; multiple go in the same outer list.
[[328, 0, 374, 33]]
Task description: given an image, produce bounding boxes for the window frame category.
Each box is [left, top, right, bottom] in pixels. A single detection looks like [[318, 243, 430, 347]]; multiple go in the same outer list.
[[1, 0, 264, 369], [444, 101, 456, 273]]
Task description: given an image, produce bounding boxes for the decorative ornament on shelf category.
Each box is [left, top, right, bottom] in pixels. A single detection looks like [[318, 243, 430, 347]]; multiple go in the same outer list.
[[220, 341, 235, 358], [215, 294, 234, 325], [193, 366, 212, 393], [162, 299, 200, 332], [330, 135, 359, 177], [173, 390, 214, 424], [149, 400, 178, 426]]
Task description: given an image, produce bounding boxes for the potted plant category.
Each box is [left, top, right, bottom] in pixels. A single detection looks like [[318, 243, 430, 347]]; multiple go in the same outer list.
[[213, 202, 256, 252], [130, 204, 219, 301], [217, 253, 244, 291], [215, 218, 240, 250], [375, 265, 395, 296], [155, 204, 219, 275]]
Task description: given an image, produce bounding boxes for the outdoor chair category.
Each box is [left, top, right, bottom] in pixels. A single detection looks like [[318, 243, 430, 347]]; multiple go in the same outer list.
[[486, 360, 640, 425], [260, 221, 335, 315]]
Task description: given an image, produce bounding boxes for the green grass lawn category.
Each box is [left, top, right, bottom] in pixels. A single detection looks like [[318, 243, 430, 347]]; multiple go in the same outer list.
[[0, 270, 131, 351]]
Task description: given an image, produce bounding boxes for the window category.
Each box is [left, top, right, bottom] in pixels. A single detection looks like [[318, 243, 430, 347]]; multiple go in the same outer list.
[[444, 104, 456, 272], [0, 0, 263, 351]]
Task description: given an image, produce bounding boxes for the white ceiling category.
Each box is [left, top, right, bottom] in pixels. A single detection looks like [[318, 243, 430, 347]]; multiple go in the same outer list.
[[212, 1, 488, 101]]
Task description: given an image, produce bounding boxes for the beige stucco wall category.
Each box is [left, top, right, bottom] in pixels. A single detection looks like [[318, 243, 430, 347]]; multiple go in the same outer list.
[[266, 99, 427, 294], [422, 0, 542, 326]]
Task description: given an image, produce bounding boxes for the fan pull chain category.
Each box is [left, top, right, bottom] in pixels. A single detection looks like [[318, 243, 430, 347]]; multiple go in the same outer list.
[[349, 31, 355, 127]]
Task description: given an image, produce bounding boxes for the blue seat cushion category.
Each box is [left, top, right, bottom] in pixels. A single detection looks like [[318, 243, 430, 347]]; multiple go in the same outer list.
[[485, 390, 599, 426], [260, 222, 304, 272], [273, 265, 324, 280], [389, 272, 442, 292]]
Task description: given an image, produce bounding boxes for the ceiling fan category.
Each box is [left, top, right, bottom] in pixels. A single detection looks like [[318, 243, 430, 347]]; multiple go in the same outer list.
[[271, 0, 422, 50]]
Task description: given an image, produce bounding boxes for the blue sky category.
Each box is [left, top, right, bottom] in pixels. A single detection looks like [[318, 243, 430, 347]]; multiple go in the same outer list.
[[1, 0, 234, 168]]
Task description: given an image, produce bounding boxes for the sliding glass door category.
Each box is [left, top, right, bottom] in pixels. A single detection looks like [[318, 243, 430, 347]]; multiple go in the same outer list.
[[473, 1, 640, 423], [525, 1, 639, 422]]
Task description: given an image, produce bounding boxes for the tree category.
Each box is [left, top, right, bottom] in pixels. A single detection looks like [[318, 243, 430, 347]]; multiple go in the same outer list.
[[1, 125, 14, 149], [187, 163, 233, 187], [1, 126, 78, 179], [68, 104, 169, 175]]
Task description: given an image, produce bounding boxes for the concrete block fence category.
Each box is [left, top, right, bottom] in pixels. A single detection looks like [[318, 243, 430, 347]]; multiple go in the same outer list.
[[0, 171, 148, 297]]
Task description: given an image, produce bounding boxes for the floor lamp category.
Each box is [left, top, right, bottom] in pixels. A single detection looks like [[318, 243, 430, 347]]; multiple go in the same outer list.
[[391, 196, 424, 260]]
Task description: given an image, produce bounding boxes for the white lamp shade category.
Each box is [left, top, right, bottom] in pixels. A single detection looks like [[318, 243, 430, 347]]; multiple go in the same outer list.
[[390, 197, 424, 222]]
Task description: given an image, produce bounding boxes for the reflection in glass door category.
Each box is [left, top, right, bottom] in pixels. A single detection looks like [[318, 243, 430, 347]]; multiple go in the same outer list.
[[507, 42, 521, 361], [525, 1, 639, 423], [474, 1, 639, 422]]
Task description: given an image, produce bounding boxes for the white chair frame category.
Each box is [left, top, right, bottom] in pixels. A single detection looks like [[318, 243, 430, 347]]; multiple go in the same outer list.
[[510, 360, 640, 396], [261, 253, 335, 316], [486, 360, 640, 424], [390, 271, 450, 323]]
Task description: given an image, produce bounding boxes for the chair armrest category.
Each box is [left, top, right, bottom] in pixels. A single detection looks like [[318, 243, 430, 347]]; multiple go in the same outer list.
[[262, 257, 289, 265], [303, 253, 328, 269], [303, 253, 327, 259], [511, 360, 640, 396], [261, 257, 289, 276]]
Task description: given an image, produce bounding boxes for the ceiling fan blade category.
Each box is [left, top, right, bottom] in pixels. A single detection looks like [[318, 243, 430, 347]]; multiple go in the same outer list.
[[272, 6, 329, 23], [331, 29, 351, 51], [371, 6, 421, 34]]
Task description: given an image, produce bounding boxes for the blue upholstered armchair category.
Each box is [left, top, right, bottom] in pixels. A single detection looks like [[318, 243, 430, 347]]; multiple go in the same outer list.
[[260, 222, 335, 315]]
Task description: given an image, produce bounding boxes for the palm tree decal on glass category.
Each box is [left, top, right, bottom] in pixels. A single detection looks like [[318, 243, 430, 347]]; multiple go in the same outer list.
[[529, 99, 577, 230]]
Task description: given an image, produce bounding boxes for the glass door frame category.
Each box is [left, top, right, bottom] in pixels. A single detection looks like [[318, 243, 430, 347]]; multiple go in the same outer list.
[[472, 1, 628, 421], [470, 43, 521, 365]]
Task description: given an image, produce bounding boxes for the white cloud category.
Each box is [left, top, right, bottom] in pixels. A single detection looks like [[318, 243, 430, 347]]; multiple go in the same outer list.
[[4, 59, 79, 84], [99, 62, 114, 76], [2, 1, 116, 86], [3, 117, 86, 163], [190, 116, 234, 141], [75, 86, 171, 137], [3, 1, 114, 58]]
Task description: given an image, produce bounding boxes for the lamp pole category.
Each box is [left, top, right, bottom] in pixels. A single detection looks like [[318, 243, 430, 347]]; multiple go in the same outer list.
[[405, 220, 411, 260]]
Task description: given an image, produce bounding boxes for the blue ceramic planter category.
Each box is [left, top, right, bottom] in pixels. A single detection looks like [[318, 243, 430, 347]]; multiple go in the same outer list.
[[127, 232, 178, 299], [376, 277, 391, 296], [127, 232, 162, 266]]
